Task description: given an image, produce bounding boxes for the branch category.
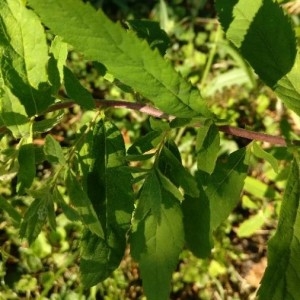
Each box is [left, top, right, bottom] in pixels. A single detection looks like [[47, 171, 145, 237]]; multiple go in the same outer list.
[[2, 98, 296, 146]]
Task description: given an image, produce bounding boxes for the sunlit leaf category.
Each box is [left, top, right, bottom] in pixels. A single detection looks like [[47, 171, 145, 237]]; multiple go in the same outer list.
[[28, 0, 212, 118]]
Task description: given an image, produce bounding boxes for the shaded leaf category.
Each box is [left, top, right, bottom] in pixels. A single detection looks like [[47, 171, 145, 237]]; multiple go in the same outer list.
[[0, 196, 22, 225], [44, 135, 66, 165], [28, 0, 212, 118], [196, 120, 220, 174], [204, 148, 250, 231], [33, 110, 64, 133], [17, 143, 36, 194], [258, 158, 300, 299], [63, 66, 95, 110]]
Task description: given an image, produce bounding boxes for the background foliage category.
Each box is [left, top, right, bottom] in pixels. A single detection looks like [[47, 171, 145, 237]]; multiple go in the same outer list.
[[1, 0, 300, 299]]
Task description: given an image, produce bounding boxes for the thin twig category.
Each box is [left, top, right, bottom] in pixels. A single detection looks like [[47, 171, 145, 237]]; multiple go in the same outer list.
[[1, 98, 297, 146]]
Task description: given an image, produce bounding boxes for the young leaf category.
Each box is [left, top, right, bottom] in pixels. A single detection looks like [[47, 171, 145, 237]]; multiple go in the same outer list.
[[28, 0, 213, 118], [44, 134, 66, 165], [196, 121, 220, 174], [63, 66, 95, 110], [131, 171, 184, 300], [204, 147, 250, 231], [0, 0, 54, 116], [258, 158, 300, 299], [17, 143, 36, 194]]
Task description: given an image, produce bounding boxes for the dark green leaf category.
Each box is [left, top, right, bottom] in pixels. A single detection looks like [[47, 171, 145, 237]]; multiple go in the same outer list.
[[20, 196, 49, 244], [44, 135, 66, 165], [182, 189, 211, 258], [127, 131, 163, 155], [63, 66, 95, 110], [28, 0, 212, 118], [204, 148, 250, 231], [66, 169, 104, 237], [17, 143, 36, 194], [126, 20, 170, 55], [258, 158, 300, 299], [33, 110, 64, 133], [196, 121, 220, 174]]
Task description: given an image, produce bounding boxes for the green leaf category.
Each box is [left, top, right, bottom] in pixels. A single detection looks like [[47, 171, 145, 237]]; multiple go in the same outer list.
[[196, 121, 220, 174], [252, 142, 279, 173], [236, 211, 265, 238], [0, 0, 54, 116], [44, 135, 66, 165], [48, 36, 68, 93], [17, 143, 36, 194], [127, 131, 163, 155], [20, 195, 51, 244], [0, 196, 22, 225], [258, 158, 300, 299], [158, 146, 199, 198], [66, 169, 104, 238], [63, 66, 95, 110], [53, 187, 80, 222], [81, 119, 134, 287], [182, 190, 211, 258], [126, 20, 170, 55], [28, 0, 213, 118], [216, 0, 296, 86], [204, 147, 250, 231], [80, 229, 126, 287], [33, 110, 64, 133], [131, 172, 184, 300], [0, 87, 30, 138]]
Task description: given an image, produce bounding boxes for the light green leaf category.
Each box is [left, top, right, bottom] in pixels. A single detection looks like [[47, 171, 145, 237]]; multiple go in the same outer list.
[[63, 66, 95, 110], [49, 36, 68, 93], [0, 87, 30, 138], [236, 211, 265, 238], [196, 121, 220, 174], [66, 169, 104, 238], [0, 0, 54, 116], [258, 158, 300, 299], [28, 0, 212, 118], [204, 147, 250, 231], [17, 143, 36, 194], [252, 142, 279, 173], [44, 134, 66, 165], [131, 181, 184, 300]]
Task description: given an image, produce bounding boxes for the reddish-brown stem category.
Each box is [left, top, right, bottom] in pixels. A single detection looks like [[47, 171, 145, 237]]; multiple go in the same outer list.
[[1, 98, 296, 146]]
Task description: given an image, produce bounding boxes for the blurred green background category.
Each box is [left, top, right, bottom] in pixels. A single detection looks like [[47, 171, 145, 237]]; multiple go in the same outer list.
[[1, 0, 300, 299]]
